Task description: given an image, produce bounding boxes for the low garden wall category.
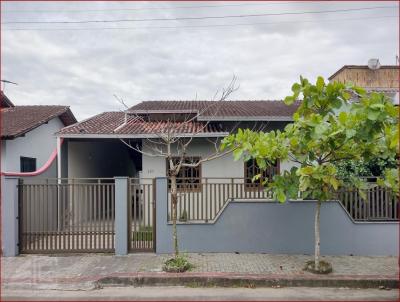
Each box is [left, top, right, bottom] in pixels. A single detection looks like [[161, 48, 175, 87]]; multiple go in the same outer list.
[[155, 178, 399, 256]]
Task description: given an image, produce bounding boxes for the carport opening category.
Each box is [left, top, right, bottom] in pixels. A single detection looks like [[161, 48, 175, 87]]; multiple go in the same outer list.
[[64, 138, 142, 179]]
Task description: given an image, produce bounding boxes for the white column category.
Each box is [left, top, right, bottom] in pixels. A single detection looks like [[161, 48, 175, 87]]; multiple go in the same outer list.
[[57, 137, 62, 230], [57, 137, 62, 179]]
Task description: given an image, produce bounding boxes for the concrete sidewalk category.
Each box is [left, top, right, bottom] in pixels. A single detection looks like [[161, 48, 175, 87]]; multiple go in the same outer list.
[[1, 253, 398, 291]]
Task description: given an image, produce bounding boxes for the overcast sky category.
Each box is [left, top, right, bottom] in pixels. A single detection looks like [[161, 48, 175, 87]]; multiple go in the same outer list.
[[1, 1, 398, 120]]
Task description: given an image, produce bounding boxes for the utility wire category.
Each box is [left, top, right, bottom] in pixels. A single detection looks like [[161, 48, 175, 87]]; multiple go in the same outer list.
[[2, 5, 396, 25], [2, 1, 313, 13], [3, 15, 397, 32]]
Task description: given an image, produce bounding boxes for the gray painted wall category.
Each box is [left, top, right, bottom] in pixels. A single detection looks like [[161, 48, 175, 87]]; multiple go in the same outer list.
[[1, 117, 64, 178], [1, 177, 19, 256], [156, 178, 398, 256]]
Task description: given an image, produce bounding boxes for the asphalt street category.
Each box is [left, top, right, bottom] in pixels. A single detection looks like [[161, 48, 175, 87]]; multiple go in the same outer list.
[[2, 286, 398, 301]]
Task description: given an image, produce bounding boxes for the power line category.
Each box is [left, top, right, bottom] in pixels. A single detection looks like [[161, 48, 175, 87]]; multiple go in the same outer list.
[[2, 1, 312, 13], [2, 15, 397, 32], [2, 5, 396, 25]]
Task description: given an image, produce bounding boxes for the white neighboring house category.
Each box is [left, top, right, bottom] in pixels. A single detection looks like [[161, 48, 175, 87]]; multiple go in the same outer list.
[[1, 91, 77, 178]]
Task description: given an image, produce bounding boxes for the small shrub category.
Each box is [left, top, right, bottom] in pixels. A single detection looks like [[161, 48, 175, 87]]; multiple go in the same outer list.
[[179, 210, 188, 222], [303, 260, 333, 274], [163, 254, 194, 273]]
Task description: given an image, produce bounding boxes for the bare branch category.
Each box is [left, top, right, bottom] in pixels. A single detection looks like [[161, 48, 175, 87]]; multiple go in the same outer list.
[[181, 148, 236, 168], [114, 94, 129, 110], [119, 139, 166, 158]]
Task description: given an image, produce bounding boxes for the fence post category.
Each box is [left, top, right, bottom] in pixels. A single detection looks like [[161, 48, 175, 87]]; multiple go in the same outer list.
[[1, 176, 20, 256], [114, 177, 128, 255], [155, 177, 168, 254]]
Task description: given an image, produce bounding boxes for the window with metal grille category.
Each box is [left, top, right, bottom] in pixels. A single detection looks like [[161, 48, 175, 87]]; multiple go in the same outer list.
[[167, 157, 201, 191], [244, 159, 279, 190], [20, 156, 37, 173]]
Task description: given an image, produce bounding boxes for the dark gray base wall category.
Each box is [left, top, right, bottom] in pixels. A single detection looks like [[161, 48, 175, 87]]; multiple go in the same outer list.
[[155, 180, 398, 256]]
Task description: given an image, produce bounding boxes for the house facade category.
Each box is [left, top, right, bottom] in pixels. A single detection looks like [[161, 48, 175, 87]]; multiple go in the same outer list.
[[56, 100, 299, 182], [0, 91, 77, 178], [2, 94, 398, 257]]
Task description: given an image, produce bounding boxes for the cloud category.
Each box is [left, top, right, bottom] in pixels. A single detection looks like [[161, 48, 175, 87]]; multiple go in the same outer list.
[[1, 1, 398, 120]]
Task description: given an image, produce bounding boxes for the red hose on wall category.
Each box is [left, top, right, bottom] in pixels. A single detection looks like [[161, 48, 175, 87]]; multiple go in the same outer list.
[[1, 138, 64, 177]]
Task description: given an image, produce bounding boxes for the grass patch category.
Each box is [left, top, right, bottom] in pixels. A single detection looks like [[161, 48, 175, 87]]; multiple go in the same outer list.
[[132, 226, 153, 242], [163, 254, 194, 273], [303, 260, 333, 274]]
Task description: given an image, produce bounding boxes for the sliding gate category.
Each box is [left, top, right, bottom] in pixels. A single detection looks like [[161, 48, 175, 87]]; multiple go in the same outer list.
[[18, 178, 115, 254], [129, 178, 155, 252]]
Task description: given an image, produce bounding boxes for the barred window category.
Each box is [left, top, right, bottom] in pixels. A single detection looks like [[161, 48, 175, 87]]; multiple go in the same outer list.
[[167, 157, 201, 191], [244, 159, 279, 190]]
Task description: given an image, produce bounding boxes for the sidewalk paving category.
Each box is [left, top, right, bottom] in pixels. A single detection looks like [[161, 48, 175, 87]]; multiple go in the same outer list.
[[1, 253, 398, 291]]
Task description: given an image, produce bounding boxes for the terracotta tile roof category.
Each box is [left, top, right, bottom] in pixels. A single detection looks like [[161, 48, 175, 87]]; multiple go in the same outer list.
[[58, 112, 223, 135], [59, 112, 125, 135], [1, 105, 77, 139], [128, 100, 298, 120], [58, 101, 297, 136], [116, 118, 222, 135]]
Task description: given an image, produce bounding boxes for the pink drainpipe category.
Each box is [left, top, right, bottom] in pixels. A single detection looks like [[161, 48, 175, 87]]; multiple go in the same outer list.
[[1, 138, 64, 177]]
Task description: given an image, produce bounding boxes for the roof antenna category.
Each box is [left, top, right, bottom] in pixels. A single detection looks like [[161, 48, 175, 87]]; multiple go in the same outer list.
[[1, 79, 18, 92]]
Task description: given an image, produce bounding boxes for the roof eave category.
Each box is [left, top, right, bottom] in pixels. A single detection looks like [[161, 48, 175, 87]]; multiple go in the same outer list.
[[56, 132, 230, 139], [128, 109, 198, 114], [197, 116, 294, 121]]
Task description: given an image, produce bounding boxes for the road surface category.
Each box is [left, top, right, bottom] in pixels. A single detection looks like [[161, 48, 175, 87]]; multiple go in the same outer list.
[[2, 286, 398, 301]]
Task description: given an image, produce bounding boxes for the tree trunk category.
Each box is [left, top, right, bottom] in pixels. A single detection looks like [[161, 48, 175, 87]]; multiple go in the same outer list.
[[314, 200, 321, 270], [170, 175, 179, 257]]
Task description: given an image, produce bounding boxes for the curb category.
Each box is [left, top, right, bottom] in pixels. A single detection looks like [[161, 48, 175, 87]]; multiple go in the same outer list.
[[96, 273, 399, 289]]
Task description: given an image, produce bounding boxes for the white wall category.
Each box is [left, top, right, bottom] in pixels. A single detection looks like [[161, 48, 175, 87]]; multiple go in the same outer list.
[[141, 138, 297, 179], [1, 117, 64, 178]]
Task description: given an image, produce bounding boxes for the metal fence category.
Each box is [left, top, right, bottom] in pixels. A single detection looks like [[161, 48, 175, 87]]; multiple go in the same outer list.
[[18, 178, 115, 253], [129, 178, 155, 252], [336, 186, 398, 221], [167, 178, 275, 223], [167, 178, 399, 223]]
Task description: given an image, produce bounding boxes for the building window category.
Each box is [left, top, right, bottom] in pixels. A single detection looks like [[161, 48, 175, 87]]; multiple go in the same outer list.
[[244, 159, 279, 190], [20, 157, 37, 173], [167, 157, 201, 191]]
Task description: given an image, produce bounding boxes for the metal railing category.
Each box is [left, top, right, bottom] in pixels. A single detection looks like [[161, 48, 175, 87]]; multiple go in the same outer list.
[[167, 178, 399, 223], [336, 186, 398, 221], [167, 178, 275, 223], [18, 178, 115, 253]]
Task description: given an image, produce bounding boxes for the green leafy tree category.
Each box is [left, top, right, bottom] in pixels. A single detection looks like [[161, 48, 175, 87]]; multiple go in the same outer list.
[[222, 77, 399, 272], [335, 157, 397, 182]]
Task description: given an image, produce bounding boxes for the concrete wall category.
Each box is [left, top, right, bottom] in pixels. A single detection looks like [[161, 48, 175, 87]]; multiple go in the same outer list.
[[142, 138, 296, 179], [1, 117, 64, 178], [67, 140, 137, 178], [156, 178, 398, 256], [1, 177, 19, 256]]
